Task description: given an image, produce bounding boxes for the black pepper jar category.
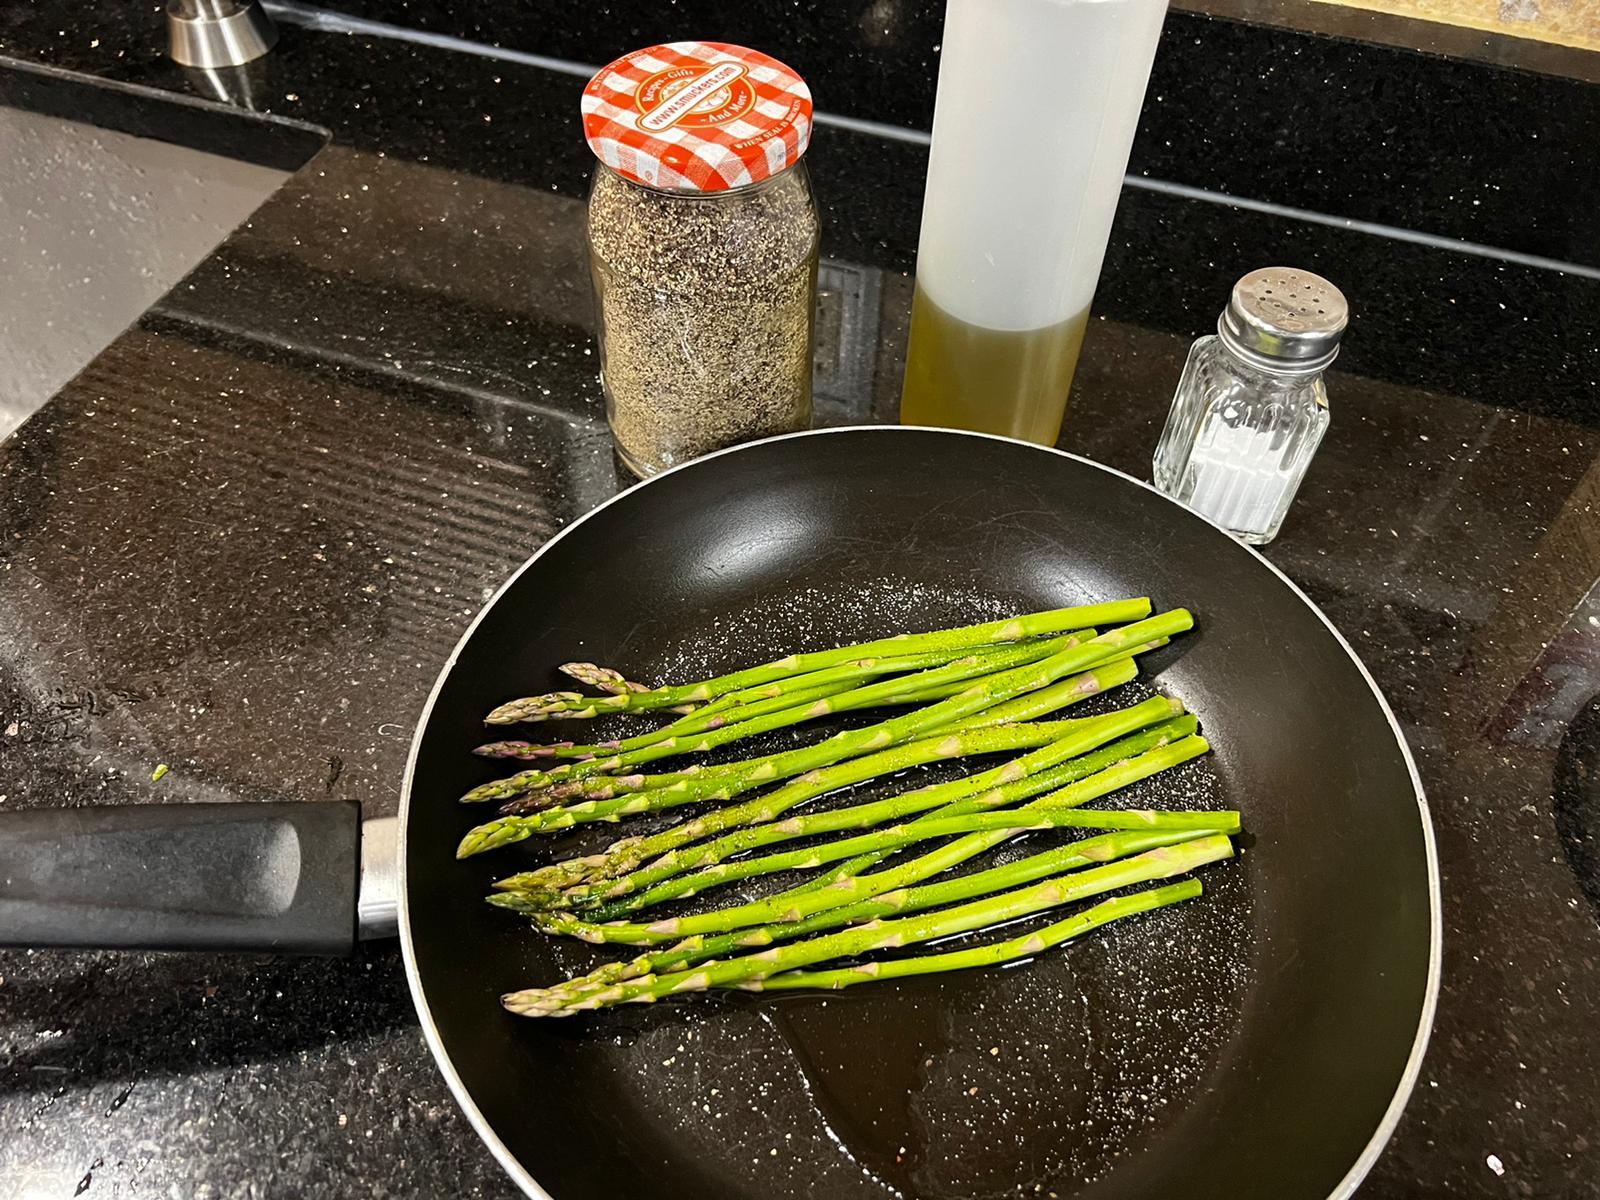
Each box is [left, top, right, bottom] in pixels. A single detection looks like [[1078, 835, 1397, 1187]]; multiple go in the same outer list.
[[580, 41, 821, 476]]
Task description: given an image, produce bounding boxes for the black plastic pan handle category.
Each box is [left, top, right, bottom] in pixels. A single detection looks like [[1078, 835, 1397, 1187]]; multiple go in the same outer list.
[[0, 801, 366, 955]]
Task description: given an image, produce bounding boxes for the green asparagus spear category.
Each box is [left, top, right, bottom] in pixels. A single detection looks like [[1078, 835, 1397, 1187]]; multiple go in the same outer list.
[[503, 825, 1207, 1001], [479, 635, 1082, 780], [747, 878, 1203, 993], [553, 693, 1186, 911], [521, 735, 1210, 945], [470, 613, 1190, 874], [474, 685, 846, 762], [483, 638, 1157, 810], [501, 834, 1233, 1016], [461, 655, 1142, 860], [483, 600, 1152, 723], [560, 664, 652, 696], [481, 640, 1088, 761]]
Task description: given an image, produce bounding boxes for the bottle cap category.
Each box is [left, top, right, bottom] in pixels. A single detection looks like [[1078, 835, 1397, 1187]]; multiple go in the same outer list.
[[1219, 268, 1348, 374], [581, 42, 813, 193]]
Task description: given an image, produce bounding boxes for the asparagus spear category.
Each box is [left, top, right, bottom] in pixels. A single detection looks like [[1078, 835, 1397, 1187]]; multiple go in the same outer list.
[[531, 719, 1199, 1008], [488, 637, 1160, 811], [502, 825, 1207, 1000], [483, 600, 1152, 723], [472, 682, 849, 761], [747, 878, 1203, 993], [460, 638, 1108, 805], [518, 735, 1210, 945], [579, 804, 1235, 922], [457, 659, 1145, 857], [465, 712, 1105, 857], [476, 635, 1081, 779], [470, 612, 1190, 872], [561, 664, 652, 696], [497, 762, 745, 816], [574, 712, 1198, 920], [467, 653, 1149, 871], [490, 653, 1141, 829], [501, 834, 1234, 1016], [552, 693, 1186, 911], [478, 645, 1042, 761]]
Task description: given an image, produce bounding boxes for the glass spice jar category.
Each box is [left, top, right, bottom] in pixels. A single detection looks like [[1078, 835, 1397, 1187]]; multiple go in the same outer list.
[[580, 42, 821, 476], [1152, 267, 1348, 545]]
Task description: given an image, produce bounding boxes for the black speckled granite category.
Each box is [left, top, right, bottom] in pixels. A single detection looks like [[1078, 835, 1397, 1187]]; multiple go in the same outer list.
[[1, 5, 1599, 1199], [320, 0, 1600, 266]]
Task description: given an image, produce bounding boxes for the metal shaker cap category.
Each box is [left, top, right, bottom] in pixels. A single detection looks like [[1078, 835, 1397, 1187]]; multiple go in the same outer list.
[[1218, 267, 1347, 374]]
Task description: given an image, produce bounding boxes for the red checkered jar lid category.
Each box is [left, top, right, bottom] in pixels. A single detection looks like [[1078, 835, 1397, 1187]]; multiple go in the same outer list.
[[581, 41, 814, 193]]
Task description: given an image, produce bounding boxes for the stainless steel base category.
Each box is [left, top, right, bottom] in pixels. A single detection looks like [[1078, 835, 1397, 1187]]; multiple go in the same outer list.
[[167, 0, 278, 68]]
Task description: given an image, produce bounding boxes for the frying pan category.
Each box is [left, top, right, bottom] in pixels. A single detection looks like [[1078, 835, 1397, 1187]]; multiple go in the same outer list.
[[0, 427, 1440, 1200]]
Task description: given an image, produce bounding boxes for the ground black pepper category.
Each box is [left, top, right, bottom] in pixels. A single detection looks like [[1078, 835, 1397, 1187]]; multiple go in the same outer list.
[[588, 163, 820, 475]]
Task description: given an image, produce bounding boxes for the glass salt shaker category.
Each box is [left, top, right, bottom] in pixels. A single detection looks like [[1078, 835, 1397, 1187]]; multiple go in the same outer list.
[[1152, 267, 1348, 545]]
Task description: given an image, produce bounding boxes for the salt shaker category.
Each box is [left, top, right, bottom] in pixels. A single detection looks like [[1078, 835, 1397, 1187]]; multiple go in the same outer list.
[[1152, 268, 1347, 545]]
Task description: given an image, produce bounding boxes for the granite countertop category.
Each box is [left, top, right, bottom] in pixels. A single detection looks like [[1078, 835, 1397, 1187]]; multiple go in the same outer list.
[[2, 5, 1599, 1198]]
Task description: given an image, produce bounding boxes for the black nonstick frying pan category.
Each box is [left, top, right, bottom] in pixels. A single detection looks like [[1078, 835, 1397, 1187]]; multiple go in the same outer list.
[[1, 427, 1440, 1199]]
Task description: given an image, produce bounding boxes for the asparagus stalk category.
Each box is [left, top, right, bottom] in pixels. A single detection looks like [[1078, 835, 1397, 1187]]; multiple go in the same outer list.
[[470, 612, 1190, 872], [552, 693, 1186, 912], [711, 641, 1055, 708], [519, 734, 1210, 945], [468, 653, 1149, 872], [498, 762, 745, 816], [502, 825, 1207, 1000], [582, 805, 1235, 920], [561, 664, 652, 696], [485, 640, 1084, 760], [575, 712, 1198, 920], [477, 635, 1081, 779], [472, 682, 849, 761], [460, 637, 1111, 805], [488, 639, 1157, 811], [501, 834, 1234, 1016], [747, 878, 1203, 993], [483, 600, 1152, 723], [492, 657, 1139, 832], [466, 712, 1107, 858]]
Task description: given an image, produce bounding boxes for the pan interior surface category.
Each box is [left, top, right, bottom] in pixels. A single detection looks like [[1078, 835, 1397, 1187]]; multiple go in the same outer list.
[[403, 429, 1436, 1200]]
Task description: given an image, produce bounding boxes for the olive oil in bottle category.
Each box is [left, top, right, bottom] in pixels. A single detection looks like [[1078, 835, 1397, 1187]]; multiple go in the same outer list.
[[900, 0, 1167, 443], [900, 285, 1090, 444]]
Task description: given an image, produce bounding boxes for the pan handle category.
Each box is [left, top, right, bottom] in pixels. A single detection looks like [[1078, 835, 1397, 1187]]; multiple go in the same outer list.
[[0, 801, 384, 955]]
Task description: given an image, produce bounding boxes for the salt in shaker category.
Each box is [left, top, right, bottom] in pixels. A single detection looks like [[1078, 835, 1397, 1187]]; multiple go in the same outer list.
[[1152, 267, 1348, 545]]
